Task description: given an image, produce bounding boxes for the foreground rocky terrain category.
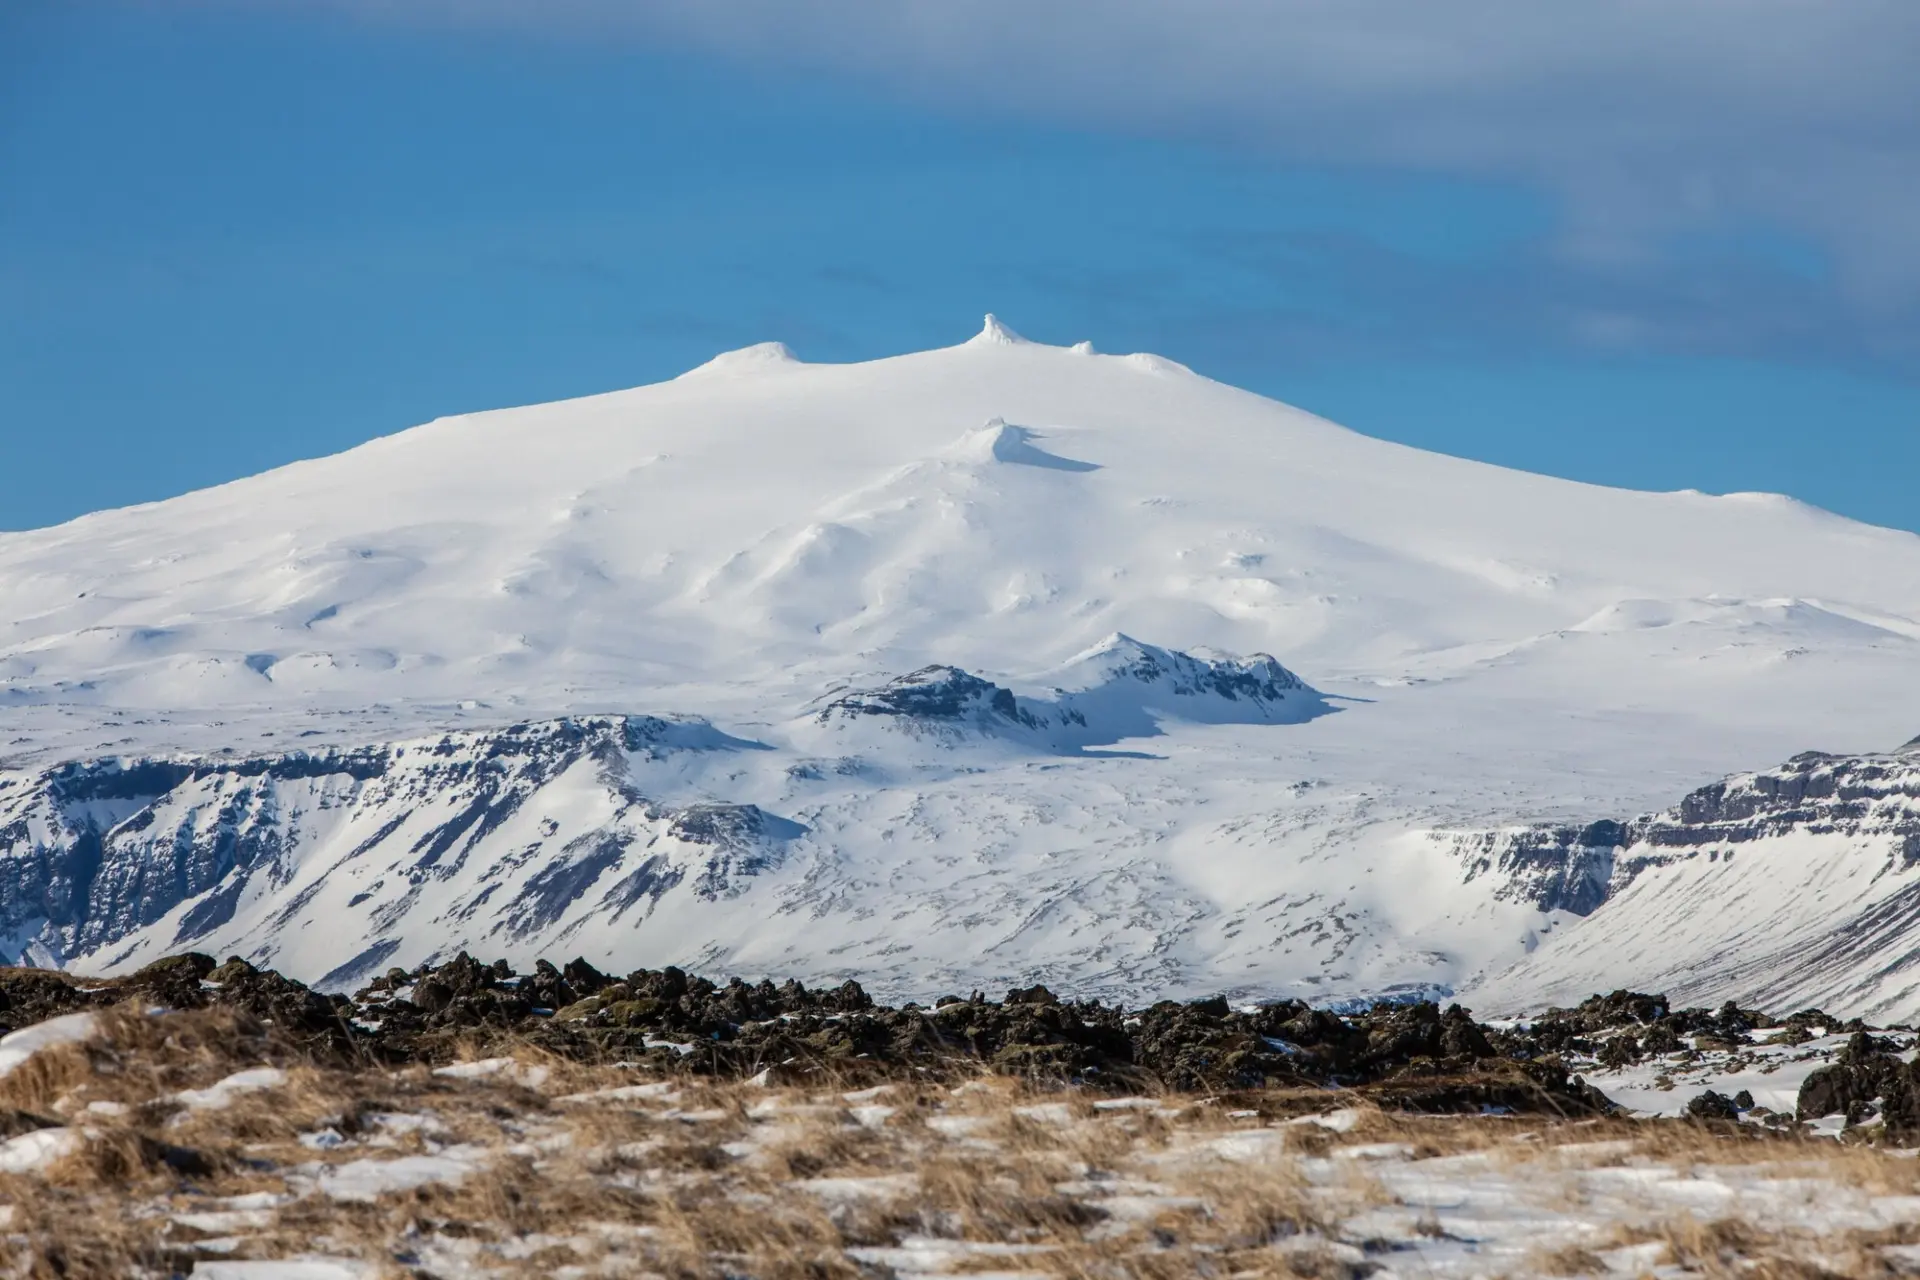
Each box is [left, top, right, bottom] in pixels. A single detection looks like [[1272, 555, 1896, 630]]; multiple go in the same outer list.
[[6, 954, 1920, 1274], [1, 951, 1910, 1126]]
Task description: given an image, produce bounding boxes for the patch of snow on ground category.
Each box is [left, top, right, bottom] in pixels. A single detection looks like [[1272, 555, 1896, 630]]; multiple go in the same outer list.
[[0, 1126, 81, 1173], [432, 1057, 552, 1088], [298, 1146, 491, 1201], [1585, 1031, 1861, 1118], [172, 1066, 289, 1110], [847, 1237, 1054, 1278], [193, 1263, 376, 1280], [0, 1012, 98, 1078]]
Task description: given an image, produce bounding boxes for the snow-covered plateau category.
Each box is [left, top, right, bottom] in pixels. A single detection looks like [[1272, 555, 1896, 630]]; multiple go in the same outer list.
[[4, 317, 1919, 1014]]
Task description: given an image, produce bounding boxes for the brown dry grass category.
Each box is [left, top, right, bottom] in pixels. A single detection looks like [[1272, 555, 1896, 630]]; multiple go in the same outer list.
[[10, 1012, 1920, 1278]]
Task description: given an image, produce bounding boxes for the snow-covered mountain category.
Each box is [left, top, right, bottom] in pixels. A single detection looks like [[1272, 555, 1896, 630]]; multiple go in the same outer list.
[[3, 316, 1919, 1008]]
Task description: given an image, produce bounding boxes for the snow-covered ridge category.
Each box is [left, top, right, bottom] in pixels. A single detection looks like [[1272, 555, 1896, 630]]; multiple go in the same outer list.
[[0, 716, 802, 987], [814, 634, 1327, 749], [817, 665, 1044, 739], [678, 341, 803, 379], [1455, 739, 1920, 1020]]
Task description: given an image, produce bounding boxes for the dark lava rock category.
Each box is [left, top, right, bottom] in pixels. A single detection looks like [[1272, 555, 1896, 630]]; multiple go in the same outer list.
[[1524, 989, 1773, 1065], [1372, 1059, 1613, 1118], [124, 952, 217, 1005], [0, 967, 93, 1034], [0, 951, 1626, 1117], [0, 952, 355, 1062], [141, 1136, 216, 1177], [1802, 1028, 1920, 1141], [1595, 1034, 1641, 1069], [1686, 1090, 1742, 1121], [1526, 990, 1670, 1055], [1798, 1030, 1913, 1131]]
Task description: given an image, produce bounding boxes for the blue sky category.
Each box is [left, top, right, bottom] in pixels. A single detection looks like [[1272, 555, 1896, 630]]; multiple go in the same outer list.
[[4, 1, 1918, 532]]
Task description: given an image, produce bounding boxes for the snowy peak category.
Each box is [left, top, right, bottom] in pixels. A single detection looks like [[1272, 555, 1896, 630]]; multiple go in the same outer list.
[[5, 318, 1920, 1009], [4, 314, 1915, 737], [1034, 634, 1329, 746], [958, 316, 1168, 368], [967, 313, 1029, 346], [814, 665, 1041, 740], [1045, 633, 1312, 705]]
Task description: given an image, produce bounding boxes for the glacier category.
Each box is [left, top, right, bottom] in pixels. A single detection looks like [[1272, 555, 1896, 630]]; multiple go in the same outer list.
[[3, 315, 1920, 1012]]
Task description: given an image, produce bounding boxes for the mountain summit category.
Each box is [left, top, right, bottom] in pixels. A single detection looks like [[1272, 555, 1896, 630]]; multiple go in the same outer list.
[[3, 316, 1913, 738], [3, 320, 1919, 1008]]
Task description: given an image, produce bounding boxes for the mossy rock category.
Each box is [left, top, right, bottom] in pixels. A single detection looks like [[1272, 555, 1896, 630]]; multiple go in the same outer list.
[[799, 1030, 860, 1058], [553, 996, 606, 1023], [602, 998, 665, 1028], [132, 953, 216, 984], [207, 957, 259, 985], [990, 1041, 1083, 1074], [0, 968, 84, 1023]]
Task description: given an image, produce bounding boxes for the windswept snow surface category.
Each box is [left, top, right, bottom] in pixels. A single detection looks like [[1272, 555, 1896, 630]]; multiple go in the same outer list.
[[4, 316, 1920, 1007]]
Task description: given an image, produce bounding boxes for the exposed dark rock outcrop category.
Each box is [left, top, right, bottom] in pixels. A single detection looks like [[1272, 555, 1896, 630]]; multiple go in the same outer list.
[[815, 636, 1327, 748], [0, 952, 355, 1059], [1435, 736, 1920, 917], [2, 951, 1618, 1118], [818, 666, 1043, 733], [1796, 1030, 1919, 1135], [1685, 1090, 1743, 1121]]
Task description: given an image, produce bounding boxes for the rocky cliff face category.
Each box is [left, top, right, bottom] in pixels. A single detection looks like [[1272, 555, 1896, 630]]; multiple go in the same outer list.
[[815, 636, 1327, 750], [818, 666, 1043, 737], [1648, 749, 1920, 860], [0, 717, 801, 987], [1441, 821, 1637, 917], [1434, 741, 1920, 922], [1455, 739, 1920, 1019]]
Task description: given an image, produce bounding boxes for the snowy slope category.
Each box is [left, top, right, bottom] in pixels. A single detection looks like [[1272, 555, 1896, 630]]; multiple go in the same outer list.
[[1464, 739, 1920, 1022], [0, 709, 1557, 1000], [3, 316, 1920, 1003], [5, 315, 1917, 739]]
